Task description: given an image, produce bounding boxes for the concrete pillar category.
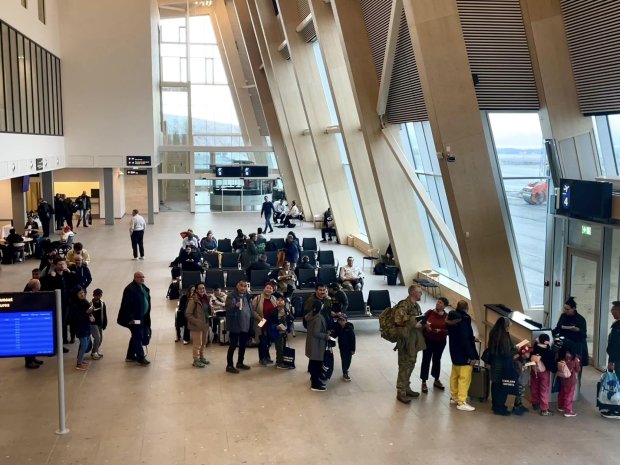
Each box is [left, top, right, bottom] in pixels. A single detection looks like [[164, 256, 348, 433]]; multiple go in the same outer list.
[[234, 0, 307, 209], [309, 0, 390, 250], [41, 171, 55, 228], [103, 168, 115, 225], [329, 0, 432, 285], [147, 168, 154, 225], [251, 0, 329, 219], [10, 177, 27, 232], [401, 0, 523, 312]]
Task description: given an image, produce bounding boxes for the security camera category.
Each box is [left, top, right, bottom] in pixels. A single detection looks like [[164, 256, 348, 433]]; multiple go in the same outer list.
[[446, 154, 456, 163]]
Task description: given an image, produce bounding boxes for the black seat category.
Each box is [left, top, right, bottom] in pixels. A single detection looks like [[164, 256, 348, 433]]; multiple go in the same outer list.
[[226, 269, 247, 288], [345, 290, 366, 317], [202, 253, 219, 269], [205, 269, 225, 289], [317, 267, 337, 285], [297, 268, 317, 288], [317, 250, 335, 267], [250, 269, 270, 288], [300, 250, 316, 267], [302, 237, 317, 251], [181, 270, 202, 290], [265, 251, 279, 266], [270, 238, 285, 250], [367, 290, 391, 315], [221, 252, 240, 269], [217, 238, 232, 253]]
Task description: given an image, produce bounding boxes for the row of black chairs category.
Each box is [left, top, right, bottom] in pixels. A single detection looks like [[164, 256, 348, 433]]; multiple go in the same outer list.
[[291, 289, 392, 318], [200, 249, 337, 269], [208, 237, 320, 254]]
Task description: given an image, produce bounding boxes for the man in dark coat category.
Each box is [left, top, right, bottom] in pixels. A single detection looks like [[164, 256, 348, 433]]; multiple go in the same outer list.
[[225, 280, 254, 373], [246, 254, 270, 280], [602, 301, 620, 419], [36, 198, 54, 238], [117, 271, 151, 365], [42, 257, 77, 349], [260, 196, 275, 233], [54, 194, 65, 231], [69, 255, 93, 292], [304, 284, 332, 391]]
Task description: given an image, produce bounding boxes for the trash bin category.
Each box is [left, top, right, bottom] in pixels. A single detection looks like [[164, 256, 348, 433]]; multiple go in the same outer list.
[[385, 266, 399, 286]]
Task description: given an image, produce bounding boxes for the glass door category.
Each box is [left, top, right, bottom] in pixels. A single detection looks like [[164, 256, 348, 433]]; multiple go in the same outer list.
[[565, 249, 600, 366], [195, 179, 212, 213]]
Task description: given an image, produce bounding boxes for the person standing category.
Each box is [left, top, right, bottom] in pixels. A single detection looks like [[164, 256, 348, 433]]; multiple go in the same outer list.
[[117, 272, 151, 366], [420, 297, 449, 394], [185, 283, 211, 368], [553, 297, 589, 366], [69, 255, 92, 292], [446, 300, 478, 412], [36, 199, 54, 238], [261, 196, 275, 233], [487, 316, 515, 416], [602, 301, 620, 419], [225, 280, 253, 373], [42, 257, 77, 351], [304, 284, 332, 391], [23, 278, 45, 369], [394, 285, 426, 404], [77, 191, 91, 228], [129, 209, 146, 260], [73, 288, 94, 371], [63, 197, 75, 230], [89, 288, 107, 360], [252, 283, 277, 366], [54, 194, 65, 231]]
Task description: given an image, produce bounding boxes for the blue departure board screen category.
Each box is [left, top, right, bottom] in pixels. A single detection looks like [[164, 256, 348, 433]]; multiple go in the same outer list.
[[0, 292, 57, 357]]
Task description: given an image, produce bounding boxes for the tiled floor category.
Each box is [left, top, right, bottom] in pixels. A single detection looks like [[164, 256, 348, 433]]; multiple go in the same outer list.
[[0, 212, 615, 465]]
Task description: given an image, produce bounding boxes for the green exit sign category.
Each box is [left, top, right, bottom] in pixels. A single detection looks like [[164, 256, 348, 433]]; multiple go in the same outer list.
[[581, 225, 592, 236]]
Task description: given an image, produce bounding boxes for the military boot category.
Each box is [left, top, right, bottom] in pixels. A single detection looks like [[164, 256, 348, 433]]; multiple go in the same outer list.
[[396, 392, 411, 404]]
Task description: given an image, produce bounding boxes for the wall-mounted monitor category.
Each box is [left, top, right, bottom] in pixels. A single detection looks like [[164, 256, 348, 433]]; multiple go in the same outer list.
[[557, 179, 612, 223], [214, 166, 242, 177], [242, 166, 269, 177]]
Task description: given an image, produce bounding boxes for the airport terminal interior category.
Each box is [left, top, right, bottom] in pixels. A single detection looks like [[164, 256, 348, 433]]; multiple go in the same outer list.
[[1, 0, 620, 464]]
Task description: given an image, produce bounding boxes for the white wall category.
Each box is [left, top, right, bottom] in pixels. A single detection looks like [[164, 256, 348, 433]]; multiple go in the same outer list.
[[0, 180, 12, 219], [58, 0, 160, 167], [0, 0, 65, 182]]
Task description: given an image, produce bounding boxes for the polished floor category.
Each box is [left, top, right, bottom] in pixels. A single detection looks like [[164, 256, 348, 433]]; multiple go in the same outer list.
[[0, 212, 614, 465]]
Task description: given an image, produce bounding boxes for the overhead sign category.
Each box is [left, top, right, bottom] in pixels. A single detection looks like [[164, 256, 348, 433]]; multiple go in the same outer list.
[[0, 292, 57, 357], [242, 166, 269, 177], [126, 156, 152, 167], [36, 158, 44, 171], [126, 169, 148, 176], [215, 166, 242, 177]]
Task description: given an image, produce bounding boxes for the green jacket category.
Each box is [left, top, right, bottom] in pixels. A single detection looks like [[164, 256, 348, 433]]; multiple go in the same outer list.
[[394, 298, 426, 356]]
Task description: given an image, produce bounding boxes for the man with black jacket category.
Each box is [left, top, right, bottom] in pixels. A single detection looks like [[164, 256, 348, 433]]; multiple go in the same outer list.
[[602, 301, 620, 419], [225, 280, 254, 373], [446, 300, 479, 412], [260, 196, 274, 233], [37, 199, 54, 238], [69, 255, 92, 292], [42, 257, 77, 350], [117, 272, 151, 365]]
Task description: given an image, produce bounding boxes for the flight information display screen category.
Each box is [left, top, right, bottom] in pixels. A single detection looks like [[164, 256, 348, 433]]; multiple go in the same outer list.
[[0, 293, 57, 357]]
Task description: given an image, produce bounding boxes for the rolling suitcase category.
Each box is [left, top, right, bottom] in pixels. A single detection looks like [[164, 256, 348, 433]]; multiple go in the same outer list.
[[218, 316, 229, 345], [468, 362, 490, 402]]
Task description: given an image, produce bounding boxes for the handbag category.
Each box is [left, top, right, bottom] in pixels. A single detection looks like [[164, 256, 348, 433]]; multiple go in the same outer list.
[[499, 356, 519, 396], [557, 360, 571, 378], [141, 326, 152, 346], [282, 345, 296, 369], [88, 211, 93, 225], [481, 348, 492, 365], [322, 347, 334, 380]]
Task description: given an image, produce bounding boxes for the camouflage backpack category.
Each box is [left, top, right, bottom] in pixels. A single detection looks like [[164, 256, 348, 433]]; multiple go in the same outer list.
[[379, 305, 409, 342]]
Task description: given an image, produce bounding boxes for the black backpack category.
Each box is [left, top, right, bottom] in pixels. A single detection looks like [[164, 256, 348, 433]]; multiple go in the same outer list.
[[167, 280, 180, 300]]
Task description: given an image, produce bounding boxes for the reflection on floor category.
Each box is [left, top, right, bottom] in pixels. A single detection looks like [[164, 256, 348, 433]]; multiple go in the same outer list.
[[0, 212, 613, 465]]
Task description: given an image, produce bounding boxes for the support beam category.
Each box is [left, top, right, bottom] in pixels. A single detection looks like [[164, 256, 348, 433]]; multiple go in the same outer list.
[[401, 0, 523, 313], [330, 0, 432, 284], [377, 0, 403, 117], [251, 0, 328, 218], [11, 177, 26, 232], [103, 168, 115, 226], [309, 0, 389, 250], [147, 168, 154, 225], [233, 0, 307, 209], [41, 171, 55, 228], [277, 0, 358, 240]]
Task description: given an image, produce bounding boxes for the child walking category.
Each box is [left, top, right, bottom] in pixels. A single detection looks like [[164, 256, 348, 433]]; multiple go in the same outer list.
[[557, 346, 581, 417], [334, 314, 356, 382], [530, 334, 555, 416], [90, 288, 107, 359]]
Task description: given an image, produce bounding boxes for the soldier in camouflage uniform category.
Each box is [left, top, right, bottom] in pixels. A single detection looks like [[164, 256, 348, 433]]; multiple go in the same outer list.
[[395, 285, 427, 404]]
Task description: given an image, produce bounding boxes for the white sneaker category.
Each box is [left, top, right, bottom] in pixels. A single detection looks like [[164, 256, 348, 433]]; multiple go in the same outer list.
[[132, 257, 138, 261], [457, 402, 475, 412], [449, 398, 458, 405]]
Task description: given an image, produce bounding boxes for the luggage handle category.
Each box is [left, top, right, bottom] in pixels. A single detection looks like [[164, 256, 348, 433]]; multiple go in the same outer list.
[[474, 340, 484, 368]]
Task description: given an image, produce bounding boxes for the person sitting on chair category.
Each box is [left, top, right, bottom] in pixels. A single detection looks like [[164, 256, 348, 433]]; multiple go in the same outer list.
[[200, 231, 218, 253], [246, 254, 271, 280], [232, 229, 247, 253], [281, 201, 300, 227], [339, 257, 364, 291], [321, 208, 336, 243], [172, 245, 202, 271], [5, 228, 25, 263], [273, 199, 287, 224]]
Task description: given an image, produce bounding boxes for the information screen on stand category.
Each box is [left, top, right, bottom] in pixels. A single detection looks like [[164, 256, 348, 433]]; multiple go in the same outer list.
[[0, 292, 57, 357]]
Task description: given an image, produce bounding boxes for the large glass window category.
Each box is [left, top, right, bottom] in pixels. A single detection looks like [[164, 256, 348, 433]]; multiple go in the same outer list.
[[488, 113, 547, 307], [400, 122, 466, 285], [162, 87, 189, 145], [606, 115, 620, 175]]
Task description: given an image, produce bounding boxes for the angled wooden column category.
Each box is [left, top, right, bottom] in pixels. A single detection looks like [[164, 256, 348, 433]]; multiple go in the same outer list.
[[251, 0, 328, 218], [520, 0, 600, 177], [276, 0, 358, 240], [401, 0, 523, 312], [309, 0, 390, 251], [233, 0, 307, 208], [330, 0, 432, 284]]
